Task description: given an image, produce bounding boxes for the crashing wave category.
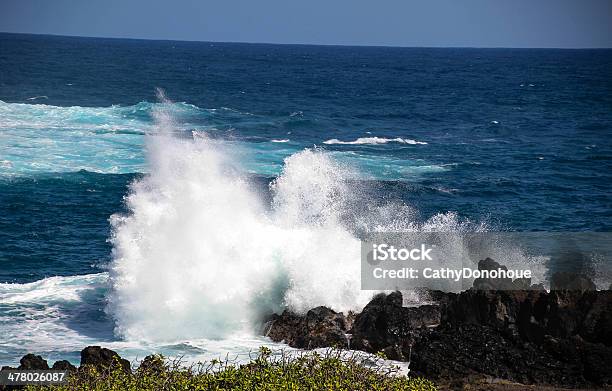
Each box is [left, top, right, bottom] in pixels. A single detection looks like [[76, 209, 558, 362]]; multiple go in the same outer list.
[[107, 93, 481, 343]]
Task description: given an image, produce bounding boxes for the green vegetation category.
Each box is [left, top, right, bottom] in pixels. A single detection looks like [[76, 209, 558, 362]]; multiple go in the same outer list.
[[28, 348, 436, 390]]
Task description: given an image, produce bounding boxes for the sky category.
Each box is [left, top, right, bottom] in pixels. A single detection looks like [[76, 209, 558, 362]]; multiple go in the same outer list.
[[1, 0, 611, 48]]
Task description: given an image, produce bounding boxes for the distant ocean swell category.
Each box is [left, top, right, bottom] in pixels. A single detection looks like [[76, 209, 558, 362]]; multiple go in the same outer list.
[[0, 99, 437, 179]]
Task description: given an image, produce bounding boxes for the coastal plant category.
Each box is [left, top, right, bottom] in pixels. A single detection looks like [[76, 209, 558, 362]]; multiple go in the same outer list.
[[25, 347, 437, 391]]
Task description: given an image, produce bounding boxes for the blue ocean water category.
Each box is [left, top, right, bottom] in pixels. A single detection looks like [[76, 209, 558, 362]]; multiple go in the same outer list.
[[0, 33, 611, 365]]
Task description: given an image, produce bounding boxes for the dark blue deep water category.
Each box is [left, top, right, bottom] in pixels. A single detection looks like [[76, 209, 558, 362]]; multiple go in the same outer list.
[[1, 32, 611, 285]]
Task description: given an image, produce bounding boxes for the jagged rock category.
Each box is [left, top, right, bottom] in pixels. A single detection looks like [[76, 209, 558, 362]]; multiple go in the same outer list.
[[516, 289, 612, 345], [266, 306, 349, 349], [442, 289, 529, 333], [80, 346, 131, 373], [258, 258, 611, 388], [442, 284, 612, 346], [520, 290, 583, 343], [409, 323, 612, 388], [472, 258, 536, 290], [344, 311, 357, 331], [411, 324, 525, 383], [52, 360, 77, 371], [303, 306, 348, 348], [351, 291, 440, 353], [137, 354, 165, 373], [381, 344, 405, 361], [18, 354, 49, 370], [580, 290, 612, 345], [472, 258, 514, 290], [580, 341, 612, 384], [550, 271, 596, 291], [543, 335, 612, 385], [265, 310, 304, 346]]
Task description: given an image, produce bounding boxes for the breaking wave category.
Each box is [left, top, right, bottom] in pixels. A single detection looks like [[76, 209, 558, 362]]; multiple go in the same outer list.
[[107, 93, 476, 342], [323, 137, 427, 145]]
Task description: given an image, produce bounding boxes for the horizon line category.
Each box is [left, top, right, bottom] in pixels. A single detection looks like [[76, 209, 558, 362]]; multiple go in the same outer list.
[[2, 31, 612, 50]]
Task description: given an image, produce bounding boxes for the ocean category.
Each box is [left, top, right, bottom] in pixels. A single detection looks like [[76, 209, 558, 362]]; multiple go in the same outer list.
[[0, 32, 611, 366]]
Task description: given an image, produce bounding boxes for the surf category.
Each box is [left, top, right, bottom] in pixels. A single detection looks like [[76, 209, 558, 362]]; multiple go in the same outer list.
[[107, 91, 480, 343]]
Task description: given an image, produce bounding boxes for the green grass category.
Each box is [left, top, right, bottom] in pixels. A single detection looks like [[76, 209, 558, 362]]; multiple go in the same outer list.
[[28, 347, 436, 390]]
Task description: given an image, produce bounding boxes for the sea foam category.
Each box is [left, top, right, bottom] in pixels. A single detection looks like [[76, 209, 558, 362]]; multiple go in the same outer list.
[[108, 94, 373, 342], [323, 137, 427, 145], [107, 94, 473, 342]]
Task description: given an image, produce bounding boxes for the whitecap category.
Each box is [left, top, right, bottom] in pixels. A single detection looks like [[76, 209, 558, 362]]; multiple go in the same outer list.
[[323, 137, 427, 145]]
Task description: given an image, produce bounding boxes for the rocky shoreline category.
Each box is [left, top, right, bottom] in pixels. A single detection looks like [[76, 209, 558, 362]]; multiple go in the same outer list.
[[1, 346, 131, 374], [265, 258, 612, 389], [3, 258, 611, 390]]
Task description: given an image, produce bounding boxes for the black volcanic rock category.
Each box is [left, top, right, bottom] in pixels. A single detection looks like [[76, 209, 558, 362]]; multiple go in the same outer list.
[[265, 306, 349, 349], [80, 346, 131, 373], [265, 310, 304, 346], [543, 335, 612, 385], [409, 323, 612, 387], [259, 258, 612, 387], [350, 291, 440, 354], [472, 257, 541, 290], [580, 290, 612, 345], [551, 271, 597, 291], [441, 284, 612, 347], [518, 289, 612, 345], [472, 258, 513, 290], [18, 354, 49, 370], [137, 354, 165, 374], [442, 289, 519, 330], [52, 360, 76, 371], [519, 290, 586, 343], [303, 306, 348, 348]]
